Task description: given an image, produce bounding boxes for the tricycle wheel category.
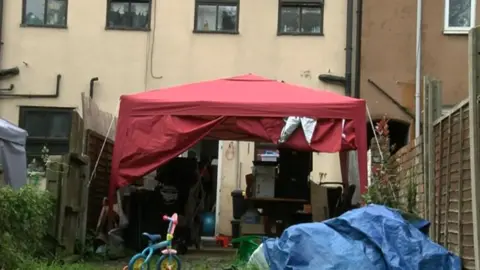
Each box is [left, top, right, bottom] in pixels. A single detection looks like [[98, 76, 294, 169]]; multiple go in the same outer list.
[[128, 253, 149, 270], [156, 254, 181, 270]]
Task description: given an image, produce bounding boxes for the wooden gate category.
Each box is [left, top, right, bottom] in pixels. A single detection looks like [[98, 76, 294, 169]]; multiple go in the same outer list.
[[85, 130, 114, 230], [46, 153, 90, 255]]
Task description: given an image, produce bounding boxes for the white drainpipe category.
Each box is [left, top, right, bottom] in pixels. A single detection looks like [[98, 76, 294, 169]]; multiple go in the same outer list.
[[414, 0, 423, 138]]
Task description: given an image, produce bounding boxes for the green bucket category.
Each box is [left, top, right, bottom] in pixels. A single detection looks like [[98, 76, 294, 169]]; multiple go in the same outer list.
[[231, 236, 263, 264]]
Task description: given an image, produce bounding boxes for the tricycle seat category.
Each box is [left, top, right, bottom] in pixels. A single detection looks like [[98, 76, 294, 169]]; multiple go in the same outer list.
[[142, 233, 162, 242]]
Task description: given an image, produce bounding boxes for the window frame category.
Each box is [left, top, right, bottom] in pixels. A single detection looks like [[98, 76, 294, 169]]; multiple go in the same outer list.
[[277, 0, 324, 36], [444, 0, 476, 35], [18, 106, 73, 159], [105, 0, 152, 31], [193, 0, 240, 34], [21, 0, 69, 28]]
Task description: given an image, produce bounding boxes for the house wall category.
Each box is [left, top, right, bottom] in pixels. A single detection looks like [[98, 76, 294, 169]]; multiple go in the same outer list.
[[421, 0, 479, 103], [0, 0, 347, 236], [359, 0, 480, 124], [359, 0, 417, 123]]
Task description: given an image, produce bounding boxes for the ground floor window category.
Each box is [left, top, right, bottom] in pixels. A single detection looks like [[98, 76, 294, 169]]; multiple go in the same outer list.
[[18, 106, 73, 163]]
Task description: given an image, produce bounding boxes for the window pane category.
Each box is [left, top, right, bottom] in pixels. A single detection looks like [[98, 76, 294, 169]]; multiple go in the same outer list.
[[217, 5, 237, 31], [448, 0, 471, 27], [46, 0, 67, 26], [131, 1, 150, 28], [196, 5, 217, 31], [24, 112, 48, 137], [301, 7, 322, 33], [108, 1, 131, 28], [280, 7, 300, 33], [24, 0, 45, 25], [49, 113, 70, 138]]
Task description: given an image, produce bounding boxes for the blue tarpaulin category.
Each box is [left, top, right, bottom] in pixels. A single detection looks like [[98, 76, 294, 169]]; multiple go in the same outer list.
[[263, 204, 461, 270]]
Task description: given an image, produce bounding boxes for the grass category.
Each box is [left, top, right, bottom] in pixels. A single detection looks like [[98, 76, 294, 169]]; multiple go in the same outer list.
[[26, 255, 240, 270], [26, 259, 266, 270], [24, 244, 261, 270], [27, 258, 263, 270], [25, 261, 118, 270]]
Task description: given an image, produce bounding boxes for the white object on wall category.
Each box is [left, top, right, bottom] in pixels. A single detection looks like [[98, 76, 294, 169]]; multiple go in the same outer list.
[[312, 153, 343, 188], [214, 141, 223, 236]]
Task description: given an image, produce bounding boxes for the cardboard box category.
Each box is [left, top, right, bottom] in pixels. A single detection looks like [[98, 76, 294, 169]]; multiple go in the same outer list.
[[241, 216, 277, 235]]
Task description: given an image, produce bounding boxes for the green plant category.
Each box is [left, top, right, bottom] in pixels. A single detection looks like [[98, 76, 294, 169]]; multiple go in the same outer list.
[[0, 185, 54, 269], [362, 115, 417, 214], [27, 145, 50, 174], [406, 175, 418, 214]]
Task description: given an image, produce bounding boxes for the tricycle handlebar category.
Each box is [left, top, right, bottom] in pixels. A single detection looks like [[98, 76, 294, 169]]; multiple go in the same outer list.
[[163, 214, 178, 225]]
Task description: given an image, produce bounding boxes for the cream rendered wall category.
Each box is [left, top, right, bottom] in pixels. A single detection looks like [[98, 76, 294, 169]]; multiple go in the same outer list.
[[0, 0, 346, 235]]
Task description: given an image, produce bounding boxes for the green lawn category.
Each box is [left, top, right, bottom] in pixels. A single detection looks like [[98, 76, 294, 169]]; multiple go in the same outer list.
[[33, 251, 238, 270]]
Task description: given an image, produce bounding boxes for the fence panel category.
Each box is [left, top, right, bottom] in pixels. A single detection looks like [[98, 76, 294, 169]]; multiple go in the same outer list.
[[85, 130, 114, 230], [45, 153, 89, 256], [391, 101, 473, 268], [387, 97, 474, 268], [431, 101, 474, 269], [81, 93, 117, 230]]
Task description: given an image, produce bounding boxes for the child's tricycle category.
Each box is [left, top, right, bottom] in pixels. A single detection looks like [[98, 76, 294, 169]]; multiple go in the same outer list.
[[123, 213, 182, 270]]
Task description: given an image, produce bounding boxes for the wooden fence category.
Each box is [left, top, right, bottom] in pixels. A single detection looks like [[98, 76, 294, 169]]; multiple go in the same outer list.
[[81, 93, 117, 141], [386, 75, 475, 268], [81, 94, 117, 230], [415, 26, 480, 268], [46, 153, 90, 256], [85, 130, 114, 230], [431, 100, 474, 269]]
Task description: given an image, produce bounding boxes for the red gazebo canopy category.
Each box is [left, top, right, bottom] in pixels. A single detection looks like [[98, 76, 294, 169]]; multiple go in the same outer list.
[[109, 74, 368, 194]]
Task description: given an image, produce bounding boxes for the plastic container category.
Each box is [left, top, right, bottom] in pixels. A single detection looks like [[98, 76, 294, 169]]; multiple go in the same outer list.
[[201, 212, 216, 236], [231, 235, 263, 264], [231, 219, 241, 248], [242, 208, 261, 224], [231, 189, 246, 219], [260, 150, 279, 162]]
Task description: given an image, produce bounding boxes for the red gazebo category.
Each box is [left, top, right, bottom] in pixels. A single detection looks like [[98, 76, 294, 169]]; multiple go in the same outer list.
[[109, 74, 368, 197]]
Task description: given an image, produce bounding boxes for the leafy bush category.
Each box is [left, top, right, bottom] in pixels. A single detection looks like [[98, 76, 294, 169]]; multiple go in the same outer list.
[[0, 185, 54, 269]]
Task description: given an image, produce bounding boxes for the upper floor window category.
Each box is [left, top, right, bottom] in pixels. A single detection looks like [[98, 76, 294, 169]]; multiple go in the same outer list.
[[278, 0, 324, 36], [21, 0, 68, 28], [106, 0, 151, 30], [194, 0, 239, 34], [444, 0, 476, 34]]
